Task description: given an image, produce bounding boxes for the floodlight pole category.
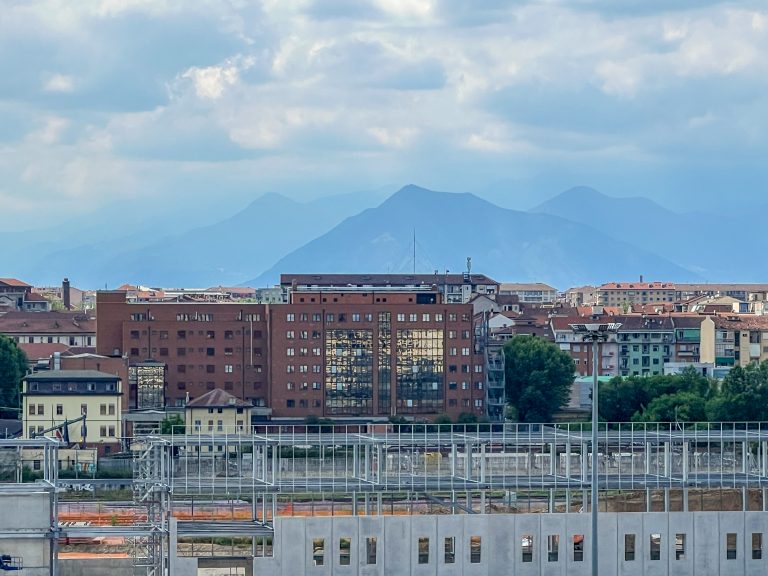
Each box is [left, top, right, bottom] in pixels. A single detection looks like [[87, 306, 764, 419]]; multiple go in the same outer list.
[[570, 322, 621, 576]]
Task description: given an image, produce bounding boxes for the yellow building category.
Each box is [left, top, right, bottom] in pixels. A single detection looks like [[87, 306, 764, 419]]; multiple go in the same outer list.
[[22, 370, 123, 455], [185, 388, 252, 435]]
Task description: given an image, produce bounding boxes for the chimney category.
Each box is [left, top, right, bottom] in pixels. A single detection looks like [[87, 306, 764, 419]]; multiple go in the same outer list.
[[62, 278, 71, 310], [639, 274, 644, 283]]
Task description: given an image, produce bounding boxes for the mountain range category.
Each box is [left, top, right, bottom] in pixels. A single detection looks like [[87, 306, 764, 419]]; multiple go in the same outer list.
[[3, 184, 764, 289]]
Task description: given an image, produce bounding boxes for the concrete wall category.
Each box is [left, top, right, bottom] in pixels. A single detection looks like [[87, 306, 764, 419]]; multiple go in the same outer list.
[[234, 511, 768, 576], [0, 491, 51, 576], [59, 559, 134, 576]]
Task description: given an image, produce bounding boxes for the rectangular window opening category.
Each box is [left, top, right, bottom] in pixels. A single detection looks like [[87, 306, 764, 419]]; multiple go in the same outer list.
[[366, 537, 377, 565], [573, 534, 584, 562], [676, 533, 686, 561], [471, 535, 482, 564], [522, 534, 533, 562], [547, 534, 559, 562], [625, 534, 636, 562], [339, 537, 351, 566], [727, 533, 737, 560], [650, 534, 661, 561], [418, 537, 429, 564], [444, 537, 455, 564], [312, 538, 324, 566], [752, 533, 763, 560]]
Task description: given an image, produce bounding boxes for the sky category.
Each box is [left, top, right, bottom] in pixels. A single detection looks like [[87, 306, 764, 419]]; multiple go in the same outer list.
[[1, 0, 767, 231]]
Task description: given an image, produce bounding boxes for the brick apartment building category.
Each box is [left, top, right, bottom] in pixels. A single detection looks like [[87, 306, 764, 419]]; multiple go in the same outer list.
[[96, 288, 486, 421]]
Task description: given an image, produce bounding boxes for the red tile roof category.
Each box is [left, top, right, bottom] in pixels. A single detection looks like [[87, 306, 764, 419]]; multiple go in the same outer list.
[[19, 343, 70, 360], [0, 311, 95, 334], [599, 282, 676, 290], [0, 278, 31, 287]]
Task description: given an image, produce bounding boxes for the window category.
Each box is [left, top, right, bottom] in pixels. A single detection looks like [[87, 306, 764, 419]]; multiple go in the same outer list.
[[313, 382, 321, 390], [206, 365, 215, 373], [444, 537, 455, 564], [435, 313, 443, 321], [100, 426, 107, 437], [352, 313, 360, 322], [287, 382, 295, 390], [286, 330, 294, 339], [650, 534, 661, 561], [418, 537, 429, 564], [56, 404, 63, 415], [752, 533, 763, 560], [522, 535, 533, 562], [366, 537, 377, 564], [326, 314, 334, 323], [471, 536, 482, 563], [674, 533, 686, 560], [225, 365, 233, 373], [206, 331, 215, 339], [397, 313, 405, 322], [727, 533, 737, 560], [28, 404, 35, 416], [313, 538, 324, 566], [312, 313, 321, 322], [80, 404, 87, 415], [409, 313, 417, 322], [573, 535, 584, 562], [548, 535, 559, 562], [339, 538, 352, 566], [422, 313, 430, 321], [100, 404, 107, 415], [108, 425, 115, 436], [286, 313, 295, 322], [37, 404, 44, 416], [299, 313, 308, 322], [365, 313, 373, 321], [462, 347, 470, 356], [287, 399, 295, 408]]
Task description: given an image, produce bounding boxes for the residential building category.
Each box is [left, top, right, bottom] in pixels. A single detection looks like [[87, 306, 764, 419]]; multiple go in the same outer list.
[[0, 311, 96, 348], [670, 316, 704, 363], [97, 287, 486, 421], [473, 312, 506, 422], [564, 286, 598, 307], [0, 278, 50, 312], [676, 283, 768, 303], [597, 282, 676, 307], [185, 388, 252, 434], [32, 278, 84, 310], [498, 283, 557, 304], [550, 316, 619, 377], [279, 273, 499, 304], [22, 370, 123, 455], [96, 290, 270, 411], [700, 314, 768, 370], [270, 288, 484, 420], [616, 316, 674, 376]]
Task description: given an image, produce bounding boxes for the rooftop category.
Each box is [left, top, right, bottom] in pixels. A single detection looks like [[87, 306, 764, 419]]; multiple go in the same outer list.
[[281, 273, 499, 287], [0, 311, 95, 333], [0, 278, 31, 288], [24, 369, 120, 381], [186, 388, 252, 409], [499, 282, 558, 292], [599, 282, 676, 290]]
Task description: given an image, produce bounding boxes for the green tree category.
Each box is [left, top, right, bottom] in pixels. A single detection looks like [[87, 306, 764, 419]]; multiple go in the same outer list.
[[503, 337, 575, 422], [160, 414, 185, 434], [455, 412, 478, 424], [705, 362, 768, 421], [632, 391, 707, 423], [0, 335, 27, 418]]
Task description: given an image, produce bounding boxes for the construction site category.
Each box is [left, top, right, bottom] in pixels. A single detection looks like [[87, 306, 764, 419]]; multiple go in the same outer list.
[[2, 422, 768, 575]]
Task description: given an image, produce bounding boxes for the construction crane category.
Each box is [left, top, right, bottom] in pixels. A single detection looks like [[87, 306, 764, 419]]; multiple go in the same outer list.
[[30, 414, 87, 446], [0, 555, 22, 571]]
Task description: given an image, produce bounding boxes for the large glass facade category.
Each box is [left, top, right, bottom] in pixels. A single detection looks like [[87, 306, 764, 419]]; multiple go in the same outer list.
[[129, 362, 166, 409], [395, 329, 444, 414], [325, 329, 374, 415], [378, 312, 391, 415]]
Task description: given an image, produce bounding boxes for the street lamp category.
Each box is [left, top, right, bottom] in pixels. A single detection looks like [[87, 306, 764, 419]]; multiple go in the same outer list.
[[570, 322, 621, 576]]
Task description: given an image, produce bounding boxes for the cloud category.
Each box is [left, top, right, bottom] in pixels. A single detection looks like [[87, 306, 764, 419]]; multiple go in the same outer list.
[[43, 74, 75, 93], [1, 0, 768, 230]]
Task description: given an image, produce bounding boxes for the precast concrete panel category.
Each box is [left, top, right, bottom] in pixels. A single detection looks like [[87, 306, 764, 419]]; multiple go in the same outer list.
[[306, 516, 334, 576], [568, 512, 593, 576], [485, 515, 514, 576], [744, 511, 768, 576], [693, 512, 720, 576], [333, 516, 360, 575], [539, 513, 566, 576], [437, 513, 465, 576], [384, 516, 411, 575], [358, 515, 384, 576], [718, 511, 744, 576], [279, 517, 306, 576], [514, 513, 540, 576], [617, 512, 644, 576], [642, 513, 670, 576], [411, 515, 437, 576], [667, 510, 694, 576], [463, 514, 490, 576]]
